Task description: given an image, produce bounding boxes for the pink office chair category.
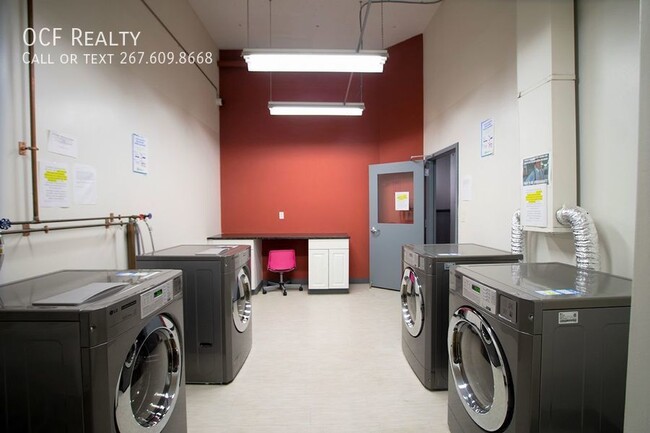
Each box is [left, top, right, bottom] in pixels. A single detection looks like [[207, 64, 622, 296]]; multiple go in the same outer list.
[[262, 249, 303, 296]]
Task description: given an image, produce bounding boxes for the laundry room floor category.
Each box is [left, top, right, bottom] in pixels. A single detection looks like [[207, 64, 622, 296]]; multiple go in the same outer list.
[[186, 284, 451, 433]]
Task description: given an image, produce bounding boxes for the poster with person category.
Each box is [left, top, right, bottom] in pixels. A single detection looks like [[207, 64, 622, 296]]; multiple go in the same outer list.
[[522, 153, 549, 186]]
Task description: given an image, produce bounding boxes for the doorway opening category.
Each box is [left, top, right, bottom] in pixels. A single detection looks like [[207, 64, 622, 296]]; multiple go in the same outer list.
[[425, 144, 458, 244]]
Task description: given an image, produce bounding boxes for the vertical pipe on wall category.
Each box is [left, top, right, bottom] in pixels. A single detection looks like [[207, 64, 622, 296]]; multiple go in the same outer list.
[[27, 0, 40, 222], [126, 221, 137, 269]]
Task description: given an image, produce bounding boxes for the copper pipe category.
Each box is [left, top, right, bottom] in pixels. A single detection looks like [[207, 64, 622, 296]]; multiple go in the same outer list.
[[5, 213, 151, 227], [27, 0, 39, 222], [9, 215, 124, 225], [1, 222, 125, 236], [126, 221, 137, 269], [140, 0, 219, 95]]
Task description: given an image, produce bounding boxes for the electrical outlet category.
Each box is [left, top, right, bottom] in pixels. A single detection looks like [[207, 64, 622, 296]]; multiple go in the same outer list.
[[279, 211, 285, 220]]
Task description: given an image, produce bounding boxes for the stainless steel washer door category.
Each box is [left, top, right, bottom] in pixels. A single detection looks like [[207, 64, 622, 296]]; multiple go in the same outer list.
[[115, 314, 182, 433], [232, 266, 252, 333], [401, 267, 424, 337], [448, 306, 511, 432]]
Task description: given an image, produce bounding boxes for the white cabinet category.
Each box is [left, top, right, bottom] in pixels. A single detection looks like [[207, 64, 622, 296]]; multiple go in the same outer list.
[[308, 239, 349, 292], [308, 249, 329, 289]]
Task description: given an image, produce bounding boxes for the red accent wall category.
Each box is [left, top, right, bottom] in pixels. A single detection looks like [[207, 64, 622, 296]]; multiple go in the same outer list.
[[378, 35, 424, 163], [219, 35, 423, 280]]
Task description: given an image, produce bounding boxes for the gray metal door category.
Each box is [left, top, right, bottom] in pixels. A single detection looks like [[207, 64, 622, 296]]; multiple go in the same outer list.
[[369, 161, 424, 290]]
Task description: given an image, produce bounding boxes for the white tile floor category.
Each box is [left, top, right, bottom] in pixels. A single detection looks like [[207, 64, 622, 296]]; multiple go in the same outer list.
[[186, 284, 451, 433]]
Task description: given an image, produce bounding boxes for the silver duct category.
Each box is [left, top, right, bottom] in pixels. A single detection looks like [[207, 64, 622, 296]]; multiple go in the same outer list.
[[511, 209, 525, 256], [556, 206, 600, 271]]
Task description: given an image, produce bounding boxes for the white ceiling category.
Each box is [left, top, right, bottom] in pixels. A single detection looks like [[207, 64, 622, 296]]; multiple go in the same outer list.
[[188, 0, 441, 50]]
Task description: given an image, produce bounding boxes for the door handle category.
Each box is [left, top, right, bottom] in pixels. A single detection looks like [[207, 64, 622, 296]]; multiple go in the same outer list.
[[370, 227, 380, 234]]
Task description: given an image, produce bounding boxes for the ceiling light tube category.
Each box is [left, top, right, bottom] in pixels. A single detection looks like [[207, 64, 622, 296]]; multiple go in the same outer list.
[[243, 49, 388, 73], [268, 102, 365, 116]]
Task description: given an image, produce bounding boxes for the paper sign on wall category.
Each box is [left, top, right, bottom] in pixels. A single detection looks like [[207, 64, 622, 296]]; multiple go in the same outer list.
[[132, 134, 148, 174], [40, 160, 70, 208], [522, 153, 549, 186], [461, 176, 473, 201], [74, 164, 97, 205], [480, 118, 494, 157], [522, 184, 548, 227], [48, 130, 78, 158], [395, 192, 409, 211]]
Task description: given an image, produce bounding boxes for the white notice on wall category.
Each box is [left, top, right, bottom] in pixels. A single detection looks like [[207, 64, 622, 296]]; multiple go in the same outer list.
[[40, 160, 70, 208], [480, 118, 494, 157], [132, 134, 148, 174], [522, 184, 548, 227], [461, 176, 473, 201], [48, 130, 78, 158], [395, 192, 409, 211], [74, 164, 97, 205]]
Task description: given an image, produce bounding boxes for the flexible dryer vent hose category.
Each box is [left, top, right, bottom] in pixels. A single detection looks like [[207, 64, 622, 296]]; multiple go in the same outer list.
[[556, 206, 601, 271], [510, 209, 525, 257]]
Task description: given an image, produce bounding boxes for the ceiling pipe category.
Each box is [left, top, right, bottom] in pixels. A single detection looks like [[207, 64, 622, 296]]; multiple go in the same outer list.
[[356, 0, 373, 52]]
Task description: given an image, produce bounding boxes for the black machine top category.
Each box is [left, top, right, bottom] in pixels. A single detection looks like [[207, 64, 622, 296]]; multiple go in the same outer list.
[[0, 269, 180, 312], [405, 243, 521, 261], [453, 262, 632, 306], [137, 244, 249, 260]]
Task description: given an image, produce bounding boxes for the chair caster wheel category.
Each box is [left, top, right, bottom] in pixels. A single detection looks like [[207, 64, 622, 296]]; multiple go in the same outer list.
[[262, 289, 267, 294], [299, 287, 303, 291], [283, 292, 287, 296]]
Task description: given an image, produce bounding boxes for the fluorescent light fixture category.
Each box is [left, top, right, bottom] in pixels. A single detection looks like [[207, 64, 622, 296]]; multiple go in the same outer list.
[[243, 49, 388, 73], [268, 102, 365, 116]]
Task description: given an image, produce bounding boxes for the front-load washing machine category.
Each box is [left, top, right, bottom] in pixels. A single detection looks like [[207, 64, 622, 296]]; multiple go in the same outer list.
[[400, 244, 521, 390], [447, 262, 632, 433], [0, 269, 186, 433], [136, 244, 252, 384]]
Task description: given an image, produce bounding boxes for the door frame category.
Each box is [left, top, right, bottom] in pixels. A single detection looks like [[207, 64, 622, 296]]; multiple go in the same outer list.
[[424, 143, 459, 244]]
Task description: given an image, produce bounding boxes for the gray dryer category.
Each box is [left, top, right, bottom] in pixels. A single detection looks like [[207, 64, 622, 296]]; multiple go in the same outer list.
[[400, 244, 521, 390], [0, 269, 186, 433], [137, 244, 252, 384], [447, 262, 632, 433]]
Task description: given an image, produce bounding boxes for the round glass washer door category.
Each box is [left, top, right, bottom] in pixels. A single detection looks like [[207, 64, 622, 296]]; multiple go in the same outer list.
[[400, 267, 424, 337], [232, 265, 252, 333], [447, 306, 511, 432], [115, 314, 182, 433]]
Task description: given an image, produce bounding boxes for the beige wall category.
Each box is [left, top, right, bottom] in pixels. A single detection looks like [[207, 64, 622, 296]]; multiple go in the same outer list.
[[576, 0, 639, 277], [424, 0, 645, 429], [625, 0, 650, 430], [0, 0, 221, 284], [423, 0, 640, 278], [423, 0, 522, 254]]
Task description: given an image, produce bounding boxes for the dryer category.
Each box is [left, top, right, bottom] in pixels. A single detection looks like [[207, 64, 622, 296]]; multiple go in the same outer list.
[[447, 262, 632, 433], [0, 269, 186, 433], [136, 244, 252, 384], [400, 244, 521, 390]]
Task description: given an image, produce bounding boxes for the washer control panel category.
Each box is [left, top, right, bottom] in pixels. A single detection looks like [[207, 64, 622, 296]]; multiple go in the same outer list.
[[140, 279, 174, 319], [462, 277, 497, 314], [403, 248, 419, 268], [499, 295, 517, 323]]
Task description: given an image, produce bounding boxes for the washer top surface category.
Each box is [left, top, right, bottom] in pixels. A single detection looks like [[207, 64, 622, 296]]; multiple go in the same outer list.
[[137, 244, 248, 259], [0, 269, 180, 311], [405, 243, 520, 261], [455, 262, 632, 306]]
